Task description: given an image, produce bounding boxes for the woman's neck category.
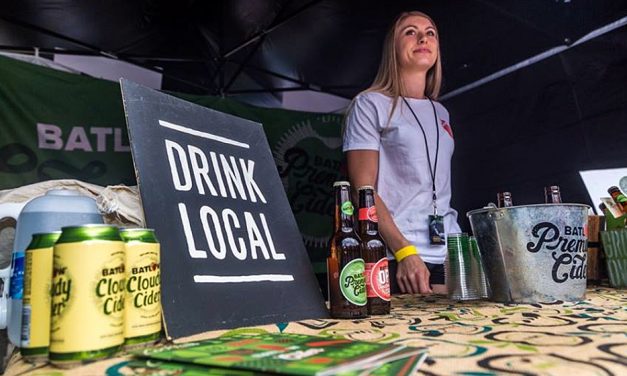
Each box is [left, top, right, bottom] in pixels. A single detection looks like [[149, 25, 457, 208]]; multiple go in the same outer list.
[[400, 70, 427, 99]]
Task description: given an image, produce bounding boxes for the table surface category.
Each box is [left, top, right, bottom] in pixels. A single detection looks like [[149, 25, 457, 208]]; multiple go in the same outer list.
[[6, 287, 627, 375]]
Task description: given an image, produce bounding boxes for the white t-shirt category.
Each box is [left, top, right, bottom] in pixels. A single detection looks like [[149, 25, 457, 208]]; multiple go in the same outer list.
[[343, 91, 461, 264]]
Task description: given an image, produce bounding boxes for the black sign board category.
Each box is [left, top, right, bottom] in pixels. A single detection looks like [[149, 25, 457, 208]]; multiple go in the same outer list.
[[120, 80, 328, 339]]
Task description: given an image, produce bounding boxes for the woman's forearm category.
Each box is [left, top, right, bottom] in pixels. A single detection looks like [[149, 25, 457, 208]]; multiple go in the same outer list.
[[373, 192, 411, 253]]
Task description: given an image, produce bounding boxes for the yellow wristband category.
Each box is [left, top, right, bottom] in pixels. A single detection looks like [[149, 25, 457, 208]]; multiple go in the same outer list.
[[394, 245, 418, 262]]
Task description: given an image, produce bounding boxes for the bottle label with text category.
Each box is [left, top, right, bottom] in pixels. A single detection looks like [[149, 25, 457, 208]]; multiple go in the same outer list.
[[365, 258, 390, 301], [339, 258, 366, 306]]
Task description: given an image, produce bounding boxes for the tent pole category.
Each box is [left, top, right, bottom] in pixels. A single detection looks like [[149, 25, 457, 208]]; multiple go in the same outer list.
[[195, 25, 224, 95], [224, 62, 356, 99], [222, 0, 322, 59], [0, 14, 214, 93], [222, 0, 299, 94], [440, 16, 627, 101], [228, 85, 357, 95], [0, 46, 204, 62], [475, 0, 562, 44], [222, 35, 267, 94]]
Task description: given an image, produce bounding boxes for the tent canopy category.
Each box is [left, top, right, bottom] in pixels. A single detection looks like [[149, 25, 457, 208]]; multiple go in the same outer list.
[[1, 0, 626, 100], [1, 0, 626, 226]]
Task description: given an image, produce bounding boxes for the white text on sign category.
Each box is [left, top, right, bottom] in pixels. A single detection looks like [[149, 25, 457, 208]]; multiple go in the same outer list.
[[165, 138, 285, 262]]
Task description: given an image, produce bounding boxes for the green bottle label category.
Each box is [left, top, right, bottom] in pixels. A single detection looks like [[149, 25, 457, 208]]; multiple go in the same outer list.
[[339, 258, 366, 306], [341, 201, 354, 216]]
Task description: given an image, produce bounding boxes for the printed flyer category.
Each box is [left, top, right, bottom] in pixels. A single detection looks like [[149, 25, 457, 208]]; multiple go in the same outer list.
[[131, 333, 427, 376]]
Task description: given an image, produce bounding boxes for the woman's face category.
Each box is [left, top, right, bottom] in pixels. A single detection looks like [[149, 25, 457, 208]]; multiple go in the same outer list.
[[395, 15, 439, 72]]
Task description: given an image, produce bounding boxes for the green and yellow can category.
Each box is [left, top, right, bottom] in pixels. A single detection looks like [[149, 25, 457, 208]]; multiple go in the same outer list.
[[120, 228, 161, 349], [21, 231, 61, 362], [49, 224, 125, 367]]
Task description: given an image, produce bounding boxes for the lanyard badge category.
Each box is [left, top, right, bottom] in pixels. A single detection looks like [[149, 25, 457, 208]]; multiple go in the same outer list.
[[428, 190, 445, 245], [428, 214, 445, 245], [402, 97, 446, 245]]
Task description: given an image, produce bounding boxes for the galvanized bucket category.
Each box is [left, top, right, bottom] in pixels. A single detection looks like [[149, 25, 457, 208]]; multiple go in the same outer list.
[[467, 204, 590, 303]]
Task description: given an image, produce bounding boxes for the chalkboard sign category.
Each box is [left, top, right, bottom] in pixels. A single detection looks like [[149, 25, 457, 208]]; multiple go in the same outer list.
[[120, 80, 328, 339]]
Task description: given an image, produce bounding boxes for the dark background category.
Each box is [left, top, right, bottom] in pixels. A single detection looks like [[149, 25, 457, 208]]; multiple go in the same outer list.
[[448, 26, 627, 228], [1, 0, 626, 229]]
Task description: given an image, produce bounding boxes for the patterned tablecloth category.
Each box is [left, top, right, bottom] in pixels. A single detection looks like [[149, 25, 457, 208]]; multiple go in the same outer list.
[[6, 287, 627, 375]]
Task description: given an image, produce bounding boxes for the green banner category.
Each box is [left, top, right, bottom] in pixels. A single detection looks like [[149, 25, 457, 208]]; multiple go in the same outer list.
[[0, 56, 134, 187], [0, 55, 343, 280]]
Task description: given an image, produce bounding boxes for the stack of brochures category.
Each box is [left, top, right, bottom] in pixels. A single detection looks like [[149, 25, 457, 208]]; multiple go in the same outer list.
[[114, 333, 428, 375]]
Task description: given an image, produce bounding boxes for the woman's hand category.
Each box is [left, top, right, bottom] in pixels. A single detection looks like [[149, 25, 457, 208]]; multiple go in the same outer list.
[[396, 254, 432, 294]]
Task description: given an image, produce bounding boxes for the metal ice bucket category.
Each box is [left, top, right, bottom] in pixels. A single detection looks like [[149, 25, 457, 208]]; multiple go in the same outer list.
[[467, 204, 589, 303]]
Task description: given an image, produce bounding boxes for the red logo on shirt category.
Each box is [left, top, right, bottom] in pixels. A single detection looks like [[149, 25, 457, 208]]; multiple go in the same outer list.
[[441, 120, 453, 138]]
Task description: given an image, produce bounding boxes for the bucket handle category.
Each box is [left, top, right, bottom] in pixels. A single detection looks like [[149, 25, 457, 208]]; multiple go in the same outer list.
[[0, 202, 24, 223], [488, 210, 506, 220], [0, 266, 8, 329]]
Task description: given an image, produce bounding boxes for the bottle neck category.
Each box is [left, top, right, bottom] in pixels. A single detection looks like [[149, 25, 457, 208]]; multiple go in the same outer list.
[[334, 186, 354, 232], [498, 192, 513, 207], [358, 190, 378, 235], [611, 191, 627, 202], [545, 186, 561, 203]]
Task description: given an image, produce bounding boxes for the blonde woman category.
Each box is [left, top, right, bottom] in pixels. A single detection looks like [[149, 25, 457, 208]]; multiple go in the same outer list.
[[343, 11, 461, 294]]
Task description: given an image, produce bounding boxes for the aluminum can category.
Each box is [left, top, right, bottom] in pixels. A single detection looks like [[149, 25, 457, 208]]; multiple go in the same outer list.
[[20, 231, 61, 362], [120, 228, 161, 349], [49, 224, 125, 367]]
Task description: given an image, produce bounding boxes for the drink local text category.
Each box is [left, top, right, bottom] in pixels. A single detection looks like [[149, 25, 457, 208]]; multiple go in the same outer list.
[[165, 139, 285, 261]]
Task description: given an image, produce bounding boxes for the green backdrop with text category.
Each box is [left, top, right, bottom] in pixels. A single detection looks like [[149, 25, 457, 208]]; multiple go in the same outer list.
[[0, 55, 344, 289]]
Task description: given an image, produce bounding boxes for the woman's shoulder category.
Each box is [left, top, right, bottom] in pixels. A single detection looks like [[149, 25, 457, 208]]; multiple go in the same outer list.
[[431, 99, 450, 120], [345, 91, 392, 131], [354, 91, 393, 106], [355, 90, 392, 102]]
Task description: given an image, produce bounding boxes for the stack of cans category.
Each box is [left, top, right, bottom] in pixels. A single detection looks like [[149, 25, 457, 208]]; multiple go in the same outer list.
[[445, 233, 489, 301], [20, 225, 162, 367]]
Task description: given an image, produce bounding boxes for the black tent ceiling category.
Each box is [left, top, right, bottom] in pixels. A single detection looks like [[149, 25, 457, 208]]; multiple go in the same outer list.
[[1, 0, 626, 101]]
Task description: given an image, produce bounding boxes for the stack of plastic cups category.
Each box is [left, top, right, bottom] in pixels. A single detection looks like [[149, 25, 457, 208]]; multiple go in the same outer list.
[[469, 236, 490, 299], [445, 233, 481, 300]]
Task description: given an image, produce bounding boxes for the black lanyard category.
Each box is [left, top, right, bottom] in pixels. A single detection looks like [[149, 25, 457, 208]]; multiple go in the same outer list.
[[401, 96, 440, 215]]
